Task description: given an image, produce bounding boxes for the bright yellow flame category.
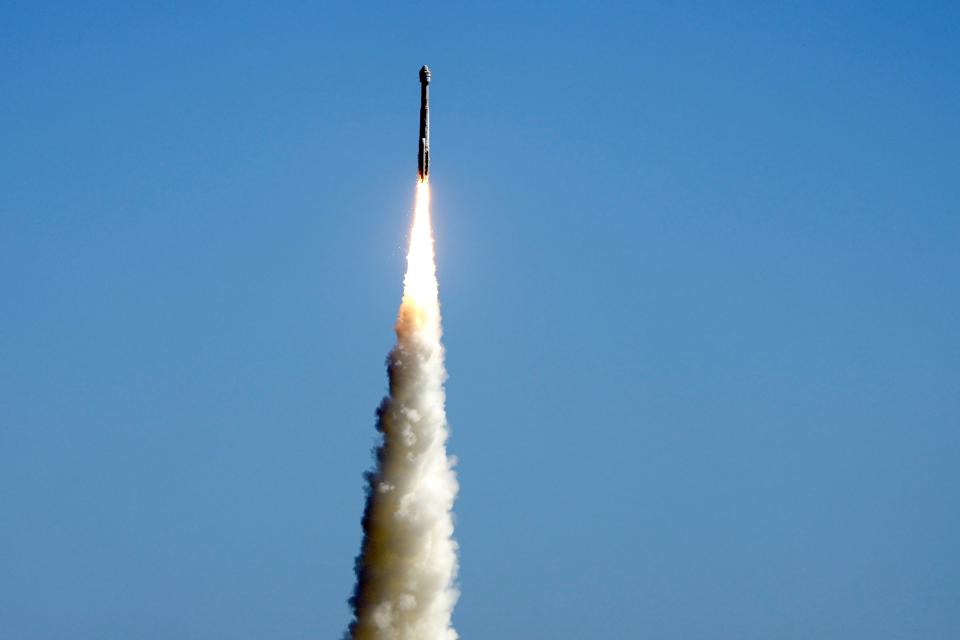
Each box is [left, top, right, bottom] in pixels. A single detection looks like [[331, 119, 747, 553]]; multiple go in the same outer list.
[[399, 179, 439, 328]]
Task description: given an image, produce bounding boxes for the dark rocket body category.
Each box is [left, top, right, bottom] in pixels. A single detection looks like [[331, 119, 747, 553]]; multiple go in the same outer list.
[[418, 65, 430, 181]]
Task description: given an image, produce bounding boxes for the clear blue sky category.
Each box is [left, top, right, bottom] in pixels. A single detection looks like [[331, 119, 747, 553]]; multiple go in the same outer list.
[[2, 2, 958, 638]]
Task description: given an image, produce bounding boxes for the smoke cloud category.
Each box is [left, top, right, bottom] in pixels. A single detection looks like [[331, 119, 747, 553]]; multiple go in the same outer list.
[[347, 181, 459, 640]]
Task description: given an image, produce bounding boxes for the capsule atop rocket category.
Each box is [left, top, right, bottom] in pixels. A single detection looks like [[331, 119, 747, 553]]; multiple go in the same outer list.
[[418, 65, 430, 181]]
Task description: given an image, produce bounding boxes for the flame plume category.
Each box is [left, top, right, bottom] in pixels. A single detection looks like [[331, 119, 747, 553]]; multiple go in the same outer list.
[[347, 179, 460, 640], [400, 180, 440, 331]]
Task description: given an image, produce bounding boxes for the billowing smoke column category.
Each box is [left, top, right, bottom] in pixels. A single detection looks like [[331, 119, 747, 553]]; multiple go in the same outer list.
[[346, 175, 459, 640]]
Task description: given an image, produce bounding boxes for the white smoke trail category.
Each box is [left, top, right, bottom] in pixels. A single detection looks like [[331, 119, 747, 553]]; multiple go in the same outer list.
[[347, 180, 459, 640]]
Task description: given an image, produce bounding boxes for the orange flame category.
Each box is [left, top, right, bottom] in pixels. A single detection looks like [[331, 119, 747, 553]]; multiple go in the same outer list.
[[398, 180, 440, 334]]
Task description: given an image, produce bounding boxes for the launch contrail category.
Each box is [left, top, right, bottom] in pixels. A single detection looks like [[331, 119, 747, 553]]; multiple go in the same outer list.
[[346, 66, 459, 640]]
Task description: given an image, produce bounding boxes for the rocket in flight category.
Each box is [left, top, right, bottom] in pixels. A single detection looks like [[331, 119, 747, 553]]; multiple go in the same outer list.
[[417, 65, 430, 181]]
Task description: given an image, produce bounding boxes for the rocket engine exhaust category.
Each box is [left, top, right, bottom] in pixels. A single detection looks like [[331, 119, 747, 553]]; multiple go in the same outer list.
[[346, 67, 459, 640]]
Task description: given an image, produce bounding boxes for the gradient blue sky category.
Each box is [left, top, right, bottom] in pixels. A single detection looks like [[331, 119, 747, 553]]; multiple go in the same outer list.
[[2, 2, 958, 638]]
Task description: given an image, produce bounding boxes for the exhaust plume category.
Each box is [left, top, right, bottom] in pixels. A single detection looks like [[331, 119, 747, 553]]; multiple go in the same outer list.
[[347, 180, 459, 640]]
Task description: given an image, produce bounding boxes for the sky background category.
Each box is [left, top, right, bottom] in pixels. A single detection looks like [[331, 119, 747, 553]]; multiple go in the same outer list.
[[2, 2, 958, 639]]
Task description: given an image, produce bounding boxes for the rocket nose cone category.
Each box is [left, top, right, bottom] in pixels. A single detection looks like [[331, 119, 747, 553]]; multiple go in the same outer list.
[[419, 65, 431, 83]]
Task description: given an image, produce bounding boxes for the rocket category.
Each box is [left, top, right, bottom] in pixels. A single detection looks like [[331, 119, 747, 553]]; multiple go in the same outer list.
[[418, 65, 431, 181]]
